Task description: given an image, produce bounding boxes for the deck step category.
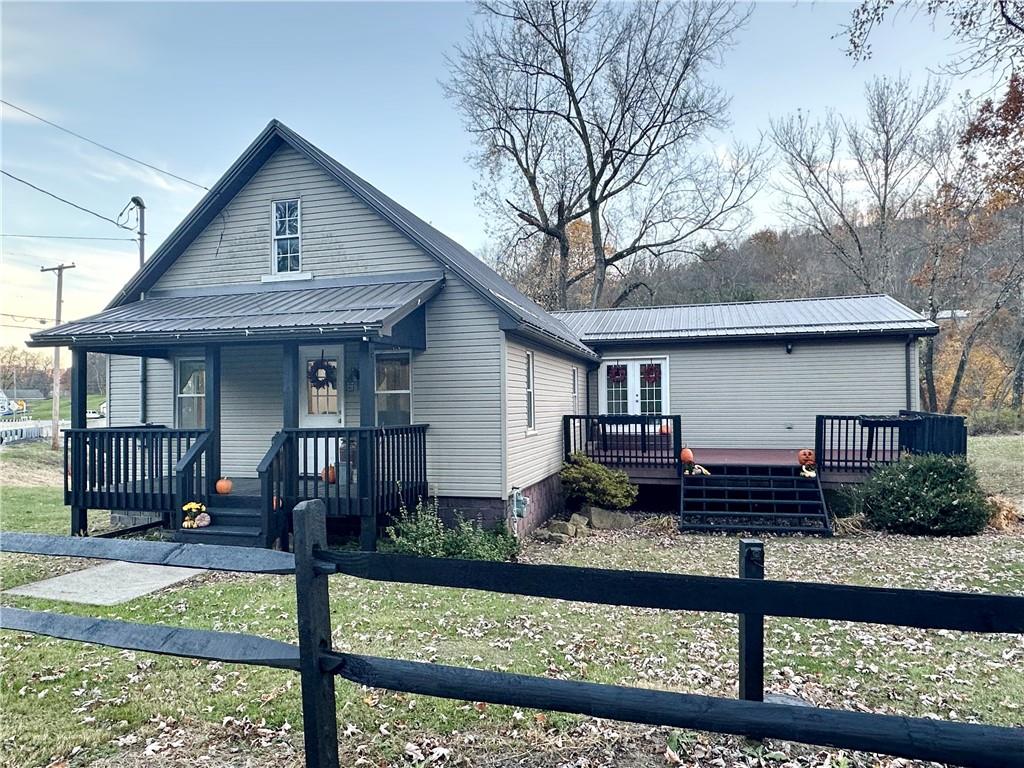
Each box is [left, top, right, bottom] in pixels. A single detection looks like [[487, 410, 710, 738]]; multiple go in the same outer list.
[[680, 464, 831, 537], [207, 494, 262, 508], [173, 525, 263, 546]]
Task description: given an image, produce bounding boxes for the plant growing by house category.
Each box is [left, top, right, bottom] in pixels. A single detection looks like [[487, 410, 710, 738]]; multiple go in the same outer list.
[[385, 497, 519, 561], [859, 453, 993, 536], [560, 453, 638, 510]]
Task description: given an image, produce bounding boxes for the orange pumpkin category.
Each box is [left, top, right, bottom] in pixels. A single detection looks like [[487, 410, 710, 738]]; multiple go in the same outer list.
[[321, 464, 337, 484], [797, 448, 815, 467], [659, 421, 671, 435], [680, 447, 695, 464], [215, 477, 233, 495]]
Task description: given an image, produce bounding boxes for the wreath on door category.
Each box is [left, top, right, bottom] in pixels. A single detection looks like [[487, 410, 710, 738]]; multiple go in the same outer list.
[[307, 351, 338, 390], [641, 364, 661, 384], [607, 365, 627, 384]]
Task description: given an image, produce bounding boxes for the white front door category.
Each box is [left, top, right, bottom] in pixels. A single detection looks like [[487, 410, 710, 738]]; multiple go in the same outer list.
[[298, 345, 345, 476], [599, 358, 668, 416]]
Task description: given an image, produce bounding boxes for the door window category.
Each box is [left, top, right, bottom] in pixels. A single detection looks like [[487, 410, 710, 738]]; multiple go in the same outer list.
[[306, 358, 339, 416], [600, 359, 668, 416], [605, 364, 629, 415]]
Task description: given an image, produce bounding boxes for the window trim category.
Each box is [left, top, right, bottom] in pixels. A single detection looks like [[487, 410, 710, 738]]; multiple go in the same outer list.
[[374, 349, 413, 426], [174, 357, 206, 429], [571, 365, 579, 415], [270, 198, 302, 275], [525, 351, 536, 434], [597, 357, 670, 416]]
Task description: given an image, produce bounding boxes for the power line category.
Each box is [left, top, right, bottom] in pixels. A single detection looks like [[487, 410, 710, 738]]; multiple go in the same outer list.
[[1, 170, 134, 230], [1, 99, 209, 190], [0, 233, 137, 242], [1, 312, 55, 322]]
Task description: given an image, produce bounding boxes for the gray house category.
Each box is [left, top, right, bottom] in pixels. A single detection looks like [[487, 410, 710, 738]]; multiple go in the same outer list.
[[30, 121, 937, 547]]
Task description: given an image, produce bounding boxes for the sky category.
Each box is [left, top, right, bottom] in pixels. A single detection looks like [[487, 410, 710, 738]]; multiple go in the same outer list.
[[0, 1, 1000, 349]]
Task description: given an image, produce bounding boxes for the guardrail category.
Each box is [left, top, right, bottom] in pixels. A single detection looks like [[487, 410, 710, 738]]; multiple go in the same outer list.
[[814, 411, 967, 473], [1, 505, 1021, 768], [563, 414, 682, 469]]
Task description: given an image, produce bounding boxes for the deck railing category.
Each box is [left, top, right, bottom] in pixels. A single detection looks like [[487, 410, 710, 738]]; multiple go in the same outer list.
[[3, 516, 1022, 768], [814, 412, 967, 473], [64, 427, 208, 516], [563, 414, 682, 469], [257, 425, 429, 549]]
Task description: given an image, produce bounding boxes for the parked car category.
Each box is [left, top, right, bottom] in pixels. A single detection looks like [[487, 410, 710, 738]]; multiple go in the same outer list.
[[86, 409, 102, 419], [99, 401, 107, 417]]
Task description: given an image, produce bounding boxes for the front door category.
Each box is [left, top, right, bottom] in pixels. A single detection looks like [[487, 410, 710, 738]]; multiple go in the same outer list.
[[298, 345, 344, 477], [599, 358, 667, 416]]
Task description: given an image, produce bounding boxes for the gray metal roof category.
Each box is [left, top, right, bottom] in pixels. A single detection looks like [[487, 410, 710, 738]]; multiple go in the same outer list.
[[553, 295, 937, 344], [102, 120, 595, 361], [29, 273, 443, 347]]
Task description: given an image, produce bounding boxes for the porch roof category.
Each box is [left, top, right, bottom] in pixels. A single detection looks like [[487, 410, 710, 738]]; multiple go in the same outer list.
[[28, 271, 443, 348]]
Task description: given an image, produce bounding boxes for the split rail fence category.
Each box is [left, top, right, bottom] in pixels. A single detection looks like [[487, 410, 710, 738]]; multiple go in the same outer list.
[[1, 500, 1022, 768]]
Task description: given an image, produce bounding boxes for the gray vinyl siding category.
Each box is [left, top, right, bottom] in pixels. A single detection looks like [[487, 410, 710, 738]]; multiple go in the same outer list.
[[107, 355, 173, 427], [220, 345, 284, 477], [415, 277, 504, 498], [153, 146, 437, 291], [506, 340, 579, 492], [588, 338, 915, 448]]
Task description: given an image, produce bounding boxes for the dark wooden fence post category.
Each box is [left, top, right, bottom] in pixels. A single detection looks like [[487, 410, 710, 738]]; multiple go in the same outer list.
[[293, 499, 340, 768], [738, 538, 764, 703]]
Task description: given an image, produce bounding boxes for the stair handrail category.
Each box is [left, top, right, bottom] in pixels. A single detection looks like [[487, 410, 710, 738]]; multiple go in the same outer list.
[[173, 430, 214, 529], [257, 431, 292, 549]]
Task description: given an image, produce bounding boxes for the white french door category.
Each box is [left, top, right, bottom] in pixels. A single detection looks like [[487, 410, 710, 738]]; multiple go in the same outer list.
[[298, 345, 345, 477], [599, 358, 668, 416]]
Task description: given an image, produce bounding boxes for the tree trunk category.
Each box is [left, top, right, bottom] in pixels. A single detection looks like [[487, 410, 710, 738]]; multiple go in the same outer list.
[[588, 203, 605, 308], [922, 336, 938, 412], [943, 329, 983, 414]]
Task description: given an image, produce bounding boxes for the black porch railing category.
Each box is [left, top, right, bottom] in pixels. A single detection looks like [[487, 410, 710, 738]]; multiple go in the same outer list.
[[258, 425, 429, 549], [563, 414, 682, 469], [814, 412, 967, 473], [64, 427, 208, 518]]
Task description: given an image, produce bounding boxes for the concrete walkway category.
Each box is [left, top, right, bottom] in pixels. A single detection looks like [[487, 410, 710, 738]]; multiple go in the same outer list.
[[5, 561, 204, 605]]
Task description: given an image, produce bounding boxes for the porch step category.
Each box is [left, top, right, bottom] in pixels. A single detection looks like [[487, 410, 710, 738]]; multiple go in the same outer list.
[[680, 465, 831, 536], [204, 506, 262, 524], [207, 494, 262, 509], [173, 525, 263, 547]]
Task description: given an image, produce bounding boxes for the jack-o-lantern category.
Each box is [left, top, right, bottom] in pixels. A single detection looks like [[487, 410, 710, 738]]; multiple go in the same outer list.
[[680, 447, 695, 464], [659, 421, 671, 435], [321, 464, 337, 484], [215, 477, 233, 495], [797, 448, 815, 467]]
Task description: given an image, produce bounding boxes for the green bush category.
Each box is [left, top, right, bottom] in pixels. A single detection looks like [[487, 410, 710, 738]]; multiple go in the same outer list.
[[384, 497, 519, 561], [560, 453, 638, 510], [860, 453, 993, 536], [967, 409, 1024, 435], [823, 485, 862, 519]]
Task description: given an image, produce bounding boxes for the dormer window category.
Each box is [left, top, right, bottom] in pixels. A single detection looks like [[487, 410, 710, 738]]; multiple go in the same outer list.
[[272, 199, 301, 273]]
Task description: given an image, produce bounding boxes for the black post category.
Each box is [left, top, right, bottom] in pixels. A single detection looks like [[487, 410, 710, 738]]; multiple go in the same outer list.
[[293, 499, 340, 768], [204, 345, 221, 495], [70, 347, 88, 535], [562, 416, 571, 461], [738, 538, 764, 703], [358, 340, 377, 551], [282, 342, 299, 514]]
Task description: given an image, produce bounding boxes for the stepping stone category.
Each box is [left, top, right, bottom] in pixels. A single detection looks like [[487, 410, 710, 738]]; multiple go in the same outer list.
[[4, 561, 204, 605]]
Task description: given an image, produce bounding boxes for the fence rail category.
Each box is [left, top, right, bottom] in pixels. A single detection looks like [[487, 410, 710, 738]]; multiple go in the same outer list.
[[563, 414, 682, 469], [814, 411, 968, 473], [2, 510, 1022, 768]]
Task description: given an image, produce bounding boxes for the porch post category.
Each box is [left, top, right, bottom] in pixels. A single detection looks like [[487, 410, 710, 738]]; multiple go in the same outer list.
[[70, 348, 88, 535], [282, 342, 299, 510], [358, 339, 377, 550], [204, 345, 221, 493]]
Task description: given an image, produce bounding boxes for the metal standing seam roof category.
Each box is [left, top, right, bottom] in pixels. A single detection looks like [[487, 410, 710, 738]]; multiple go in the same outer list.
[[28, 274, 444, 346], [93, 120, 595, 361], [552, 294, 938, 343]]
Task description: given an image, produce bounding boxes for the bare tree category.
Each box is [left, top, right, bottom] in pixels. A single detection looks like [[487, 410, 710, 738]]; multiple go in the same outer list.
[[843, 0, 1024, 76], [770, 75, 948, 294], [446, 0, 765, 308]]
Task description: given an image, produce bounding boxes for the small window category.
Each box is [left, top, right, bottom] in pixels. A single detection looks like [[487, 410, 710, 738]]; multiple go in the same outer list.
[[525, 351, 535, 431], [571, 366, 579, 414], [272, 199, 301, 273], [176, 359, 205, 428], [375, 352, 411, 426]]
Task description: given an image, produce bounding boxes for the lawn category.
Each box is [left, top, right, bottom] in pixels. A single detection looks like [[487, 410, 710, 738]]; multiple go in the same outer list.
[[0, 437, 1021, 768], [1, 394, 105, 422]]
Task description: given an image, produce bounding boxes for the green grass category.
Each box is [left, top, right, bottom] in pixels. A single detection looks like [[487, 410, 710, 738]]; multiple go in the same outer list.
[[968, 433, 1024, 501], [4, 394, 106, 421], [0, 438, 1021, 766]]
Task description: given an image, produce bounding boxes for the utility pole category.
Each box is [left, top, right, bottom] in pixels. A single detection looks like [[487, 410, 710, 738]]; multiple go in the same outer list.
[[129, 196, 147, 422], [41, 263, 76, 450]]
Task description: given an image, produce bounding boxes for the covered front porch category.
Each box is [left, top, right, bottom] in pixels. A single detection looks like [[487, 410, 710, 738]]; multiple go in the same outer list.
[[36, 273, 442, 550]]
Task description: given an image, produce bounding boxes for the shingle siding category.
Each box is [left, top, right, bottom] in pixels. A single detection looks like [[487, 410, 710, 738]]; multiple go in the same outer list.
[[506, 339, 579, 493], [153, 146, 437, 291], [587, 338, 916, 448]]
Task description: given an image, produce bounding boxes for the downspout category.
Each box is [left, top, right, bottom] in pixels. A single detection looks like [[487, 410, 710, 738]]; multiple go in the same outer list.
[[904, 335, 914, 411]]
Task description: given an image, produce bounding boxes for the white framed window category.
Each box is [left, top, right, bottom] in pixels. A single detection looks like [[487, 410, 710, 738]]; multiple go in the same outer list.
[[272, 199, 301, 273], [175, 358, 206, 429], [375, 351, 412, 426], [571, 366, 579, 414], [525, 351, 536, 432]]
